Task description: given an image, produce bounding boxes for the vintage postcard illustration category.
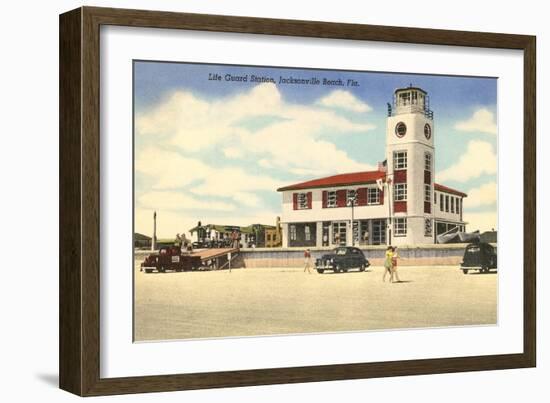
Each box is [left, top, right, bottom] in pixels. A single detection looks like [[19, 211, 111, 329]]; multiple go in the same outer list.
[[133, 61, 497, 341]]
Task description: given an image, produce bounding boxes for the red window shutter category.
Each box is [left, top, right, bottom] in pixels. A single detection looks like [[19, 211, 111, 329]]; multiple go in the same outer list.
[[322, 191, 328, 208], [424, 170, 431, 184], [394, 170, 407, 183], [394, 201, 407, 213], [357, 188, 367, 206], [336, 190, 347, 207], [424, 201, 431, 213], [307, 192, 312, 209], [293, 193, 298, 210], [379, 188, 384, 205]]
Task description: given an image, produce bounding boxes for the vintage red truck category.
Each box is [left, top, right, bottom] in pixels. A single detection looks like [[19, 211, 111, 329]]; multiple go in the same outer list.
[[140, 247, 203, 273]]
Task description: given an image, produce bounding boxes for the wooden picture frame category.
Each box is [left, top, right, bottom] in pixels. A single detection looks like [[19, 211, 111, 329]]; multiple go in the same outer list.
[[59, 6, 536, 396]]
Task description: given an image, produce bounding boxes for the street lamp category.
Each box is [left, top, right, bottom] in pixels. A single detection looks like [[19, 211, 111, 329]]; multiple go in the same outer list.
[[346, 190, 357, 246]]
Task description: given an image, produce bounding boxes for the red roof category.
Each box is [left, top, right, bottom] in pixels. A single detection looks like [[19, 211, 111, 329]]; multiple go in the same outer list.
[[434, 183, 467, 198], [277, 170, 386, 191], [277, 170, 467, 197]]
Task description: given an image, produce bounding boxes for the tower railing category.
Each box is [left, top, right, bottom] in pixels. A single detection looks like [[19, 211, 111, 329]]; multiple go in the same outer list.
[[387, 94, 434, 119]]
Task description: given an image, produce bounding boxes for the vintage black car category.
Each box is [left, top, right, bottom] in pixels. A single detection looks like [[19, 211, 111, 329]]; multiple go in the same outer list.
[[460, 242, 497, 274], [315, 246, 370, 274]]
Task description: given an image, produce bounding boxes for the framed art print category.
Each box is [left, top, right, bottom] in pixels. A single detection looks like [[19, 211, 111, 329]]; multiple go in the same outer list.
[[59, 6, 536, 396]]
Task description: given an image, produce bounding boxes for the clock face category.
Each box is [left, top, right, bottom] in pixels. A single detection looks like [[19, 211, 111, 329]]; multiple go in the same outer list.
[[424, 123, 432, 140], [395, 122, 407, 138]]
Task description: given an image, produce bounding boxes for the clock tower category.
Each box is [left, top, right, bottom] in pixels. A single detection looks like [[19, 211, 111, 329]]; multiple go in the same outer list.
[[386, 85, 435, 244]]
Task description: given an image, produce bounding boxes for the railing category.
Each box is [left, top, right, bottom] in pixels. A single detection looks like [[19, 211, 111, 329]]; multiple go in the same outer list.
[[387, 103, 434, 119]]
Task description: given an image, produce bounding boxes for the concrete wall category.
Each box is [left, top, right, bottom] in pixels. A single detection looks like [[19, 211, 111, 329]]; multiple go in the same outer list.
[[236, 244, 490, 268]]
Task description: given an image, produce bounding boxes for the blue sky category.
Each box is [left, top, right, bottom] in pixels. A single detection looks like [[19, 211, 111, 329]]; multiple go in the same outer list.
[[134, 60, 498, 237]]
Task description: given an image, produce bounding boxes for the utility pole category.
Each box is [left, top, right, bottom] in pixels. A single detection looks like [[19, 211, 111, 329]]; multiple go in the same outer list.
[[152, 211, 157, 251]]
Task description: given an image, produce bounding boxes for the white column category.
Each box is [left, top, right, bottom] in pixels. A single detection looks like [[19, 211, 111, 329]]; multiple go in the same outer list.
[[281, 223, 289, 248], [316, 221, 323, 248]]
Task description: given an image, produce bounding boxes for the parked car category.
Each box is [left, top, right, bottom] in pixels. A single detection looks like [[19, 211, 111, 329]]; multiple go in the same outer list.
[[315, 246, 370, 274], [460, 242, 497, 274], [141, 246, 203, 273]]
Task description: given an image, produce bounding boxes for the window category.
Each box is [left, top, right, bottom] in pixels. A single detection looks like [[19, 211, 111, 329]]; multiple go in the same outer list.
[[367, 188, 380, 204], [451, 197, 455, 213], [290, 225, 297, 241], [424, 184, 431, 202], [332, 222, 346, 245], [304, 225, 311, 241], [457, 198, 461, 215], [297, 193, 308, 209], [425, 152, 432, 171], [346, 189, 357, 206], [372, 219, 386, 245], [440, 194, 444, 211], [395, 122, 407, 137], [394, 218, 407, 236], [424, 124, 432, 140], [445, 195, 449, 212], [394, 183, 407, 201], [327, 191, 337, 208], [434, 191, 437, 204], [425, 218, 433, 236], [393, 151, 408, 169]]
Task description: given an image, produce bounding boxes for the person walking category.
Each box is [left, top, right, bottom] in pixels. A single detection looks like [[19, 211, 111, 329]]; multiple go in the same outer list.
[[383, 246, 393, 282], [231, 230, 239, 249], [304, 248, 313, 274], [391, 246, 402, 283]]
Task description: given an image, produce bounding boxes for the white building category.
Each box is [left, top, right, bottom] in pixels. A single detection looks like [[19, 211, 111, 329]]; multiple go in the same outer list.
[[277, 86, 467, 247]]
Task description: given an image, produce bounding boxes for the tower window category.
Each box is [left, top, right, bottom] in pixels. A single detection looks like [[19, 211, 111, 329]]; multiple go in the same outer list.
[[425, 218, 433, 236], [393, 151, 408, 170], [424, 184, 432, 202], [395, 122, 407, 138], [424, 123, 432, 140], [394, 183, 407, 201], [425, 152, 432, 171], [394, 218, 407, 236]]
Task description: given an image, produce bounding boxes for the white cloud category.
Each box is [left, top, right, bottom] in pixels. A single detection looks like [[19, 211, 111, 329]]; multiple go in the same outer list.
[[135, 147, 211, 190], [464, 182, 497, 208], [258, 159, 274, 169], [437, 140, 496, 183], [463, 211, 497, 233], [223, 147, 243, 159], [135, 83, 376, 176], [136, 146, 284, 206], [454, 108, 497, 135], [232, 192, 260, 207], [316, 90, 372, 112], [189, 167, 284, 199], [138, 191, 236, 212]]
